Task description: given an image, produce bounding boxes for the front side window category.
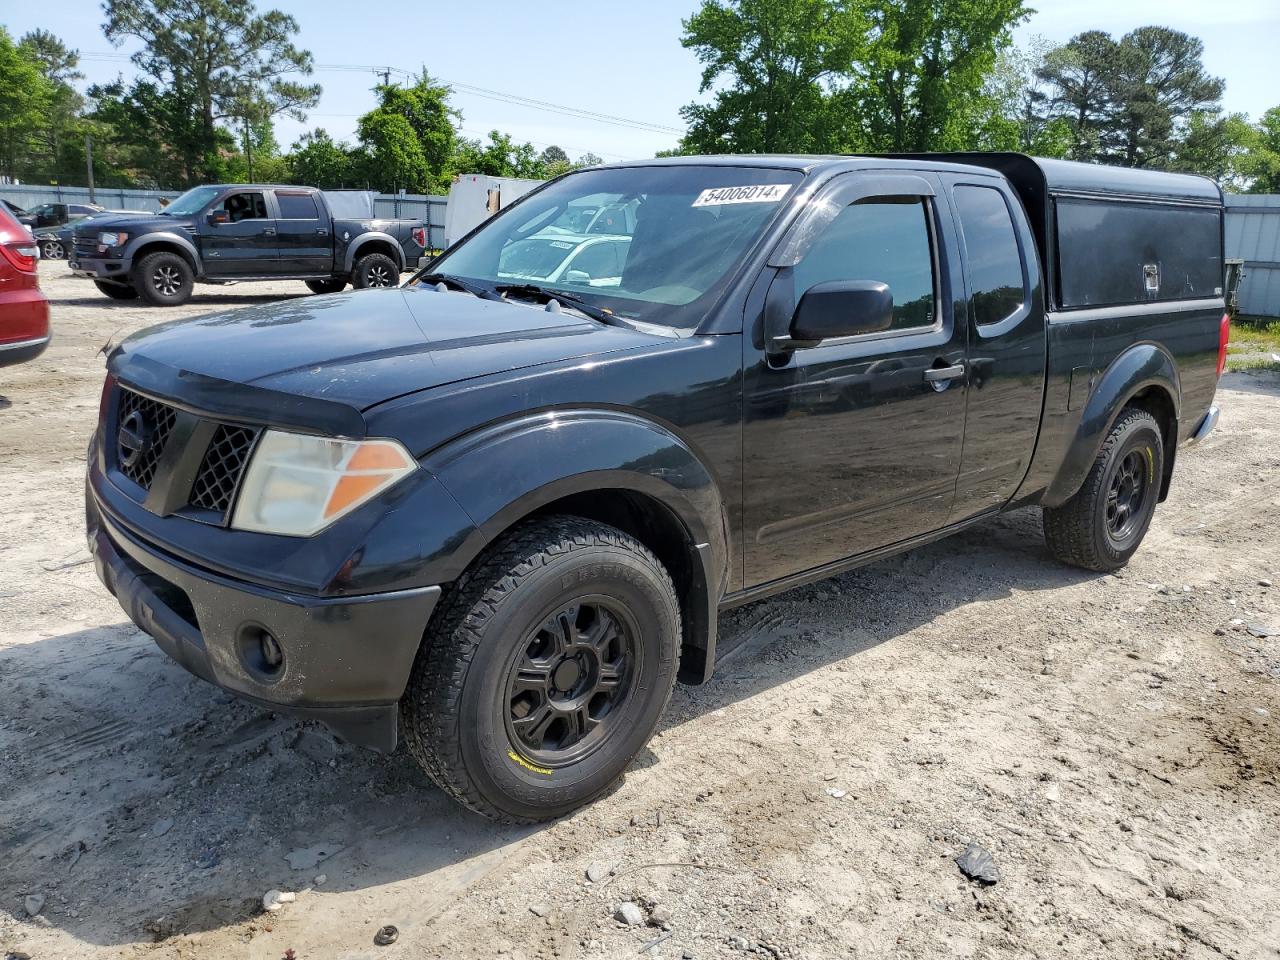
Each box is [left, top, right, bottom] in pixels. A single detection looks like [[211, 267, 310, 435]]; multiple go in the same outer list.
[[218, 192, 268, 222], [953, 185, 1026, 326], [425, 165, 803, 329], [792, 198, 936, 332]]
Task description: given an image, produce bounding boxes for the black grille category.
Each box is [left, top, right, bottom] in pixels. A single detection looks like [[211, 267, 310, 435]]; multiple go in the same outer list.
[[116, 388, 177, 490], [189, 424, 258, 514]]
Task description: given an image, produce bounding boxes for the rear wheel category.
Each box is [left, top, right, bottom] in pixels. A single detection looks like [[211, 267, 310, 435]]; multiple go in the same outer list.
[[135, 251, 194, 306], [94, 280, 138, 300], [1043, 407, 1164, 572], [401, 516, 681, 822], [40, 239, 65, 260], [305, 278, 346, 295], [351, 252, 399, 289]]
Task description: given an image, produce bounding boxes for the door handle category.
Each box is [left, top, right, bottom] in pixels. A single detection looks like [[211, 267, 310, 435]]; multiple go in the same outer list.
[[263, 227, 276, 236], [316, 228, 329, 236], [923, 362, 965, 383]]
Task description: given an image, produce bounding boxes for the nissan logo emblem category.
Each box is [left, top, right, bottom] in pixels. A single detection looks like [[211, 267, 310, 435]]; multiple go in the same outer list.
[[117, 410, 151, 469]]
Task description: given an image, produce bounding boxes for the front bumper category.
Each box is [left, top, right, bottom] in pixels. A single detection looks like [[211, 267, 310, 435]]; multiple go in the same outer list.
[[87, 487, 441, 751], [69, 254, 131, 281]]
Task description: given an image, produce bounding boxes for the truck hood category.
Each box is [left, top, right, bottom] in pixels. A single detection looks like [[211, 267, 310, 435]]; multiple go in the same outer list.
[[74, 213, 179, 238], [113, 286, 665, 413]]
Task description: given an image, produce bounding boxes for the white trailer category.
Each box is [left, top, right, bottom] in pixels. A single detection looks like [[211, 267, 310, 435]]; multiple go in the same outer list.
[[443, 174, 543, 249]]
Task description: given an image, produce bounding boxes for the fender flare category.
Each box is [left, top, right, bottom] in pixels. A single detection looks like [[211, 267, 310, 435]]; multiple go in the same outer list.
[[1044, 342, 1180, 507], [344, 232, 405, 273], [123, 232, 203, 274], [422, 409, 729, 682]]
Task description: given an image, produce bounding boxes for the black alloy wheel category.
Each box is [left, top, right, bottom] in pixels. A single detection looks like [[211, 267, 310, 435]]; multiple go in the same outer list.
[[505, 598, 637, 767]]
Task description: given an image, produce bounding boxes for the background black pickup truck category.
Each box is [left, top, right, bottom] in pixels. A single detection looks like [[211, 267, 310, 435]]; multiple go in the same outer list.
[[88, 153, 1227, 821], [70, 184, 428, 305]]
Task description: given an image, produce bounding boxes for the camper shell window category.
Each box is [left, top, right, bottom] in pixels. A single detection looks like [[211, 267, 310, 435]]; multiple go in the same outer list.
[[1054, 199, 1222, 309]]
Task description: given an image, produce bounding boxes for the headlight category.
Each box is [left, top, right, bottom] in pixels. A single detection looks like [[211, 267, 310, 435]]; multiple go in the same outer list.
[[231, 430, 416, 537], [98, 231, 128, 247]]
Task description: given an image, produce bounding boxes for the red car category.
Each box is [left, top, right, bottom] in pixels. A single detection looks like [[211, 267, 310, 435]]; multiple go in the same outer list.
[[0, 202, 50, 367]]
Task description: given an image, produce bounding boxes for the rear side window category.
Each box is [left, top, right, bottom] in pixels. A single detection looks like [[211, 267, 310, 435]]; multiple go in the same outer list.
[[277, 192, 320, 220], [953, 185, 1025, 326], [1056, 199, 1222, 308], [793, 198, 936, 332]]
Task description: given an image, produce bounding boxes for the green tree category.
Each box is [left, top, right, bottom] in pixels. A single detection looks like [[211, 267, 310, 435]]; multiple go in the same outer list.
[[845, 0, 1031, 151], [1239, 107, 1280, 193], [676, 0, 1028, 154], [1035, 30, 1118, 162], [679, 0, 866, 154], [0, 27, 53, 181], [102, 0, 321, 184], [17, 30, 88, 182], [354, 73, 459, 192], [1105, 27, 1224, 168], [288, 129, 354, 187]]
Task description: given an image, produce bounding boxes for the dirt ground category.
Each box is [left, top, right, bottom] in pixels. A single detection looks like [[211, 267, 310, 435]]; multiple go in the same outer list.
[[2, 261, 1279, 960]]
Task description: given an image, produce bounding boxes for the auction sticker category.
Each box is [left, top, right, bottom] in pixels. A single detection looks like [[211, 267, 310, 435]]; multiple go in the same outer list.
[[691, 184, 790, 207]]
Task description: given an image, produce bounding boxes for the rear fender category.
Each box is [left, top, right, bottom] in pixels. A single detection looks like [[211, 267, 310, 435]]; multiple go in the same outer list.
[[344, 233, 404, 272], [1043, 343, 1180, 507], [422, 409, 728, 682]]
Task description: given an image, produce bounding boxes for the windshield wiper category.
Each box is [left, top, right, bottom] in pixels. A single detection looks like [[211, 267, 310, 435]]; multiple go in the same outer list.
[[494, 283, 623, 326], [416, 272, 504, 301]]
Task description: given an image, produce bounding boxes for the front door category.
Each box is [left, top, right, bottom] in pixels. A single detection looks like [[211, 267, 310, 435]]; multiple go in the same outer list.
[[199, 190, 278, 277], [742, 172, 969, 587], [273, 190, 333, 275]]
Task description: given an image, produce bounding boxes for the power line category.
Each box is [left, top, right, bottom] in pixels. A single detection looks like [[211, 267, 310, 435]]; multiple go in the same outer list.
[[78, 53, 684, 136]]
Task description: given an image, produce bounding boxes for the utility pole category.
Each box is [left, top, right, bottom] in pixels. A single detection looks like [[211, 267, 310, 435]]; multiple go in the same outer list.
[[85, 134, 96, 203], [243, 114, 254, 182]]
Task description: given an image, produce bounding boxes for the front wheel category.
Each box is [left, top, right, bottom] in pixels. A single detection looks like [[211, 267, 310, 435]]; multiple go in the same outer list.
[[1043, 407, 1164, 572], [94, 280, 138, 300], [40, 239, 65, 260], [135, 251, 194, 306], [305, 278, 346, 295], [401, 516, 681, 822], [351, 252, 399, 289]]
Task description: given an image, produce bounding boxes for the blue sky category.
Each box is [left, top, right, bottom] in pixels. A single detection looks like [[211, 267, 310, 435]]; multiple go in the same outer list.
[[4, 0, 1278, 163]]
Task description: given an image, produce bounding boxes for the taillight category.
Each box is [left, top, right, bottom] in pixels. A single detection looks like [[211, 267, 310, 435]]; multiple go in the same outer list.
[[0, 237, 38, 273], [1216, 312, 1230, 379], [411, 226, 426, 248]]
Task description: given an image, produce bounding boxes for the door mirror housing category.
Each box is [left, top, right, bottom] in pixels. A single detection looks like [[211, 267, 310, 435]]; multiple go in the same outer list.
[[207, 210, 229, 226], [787, 280, 894, 347]]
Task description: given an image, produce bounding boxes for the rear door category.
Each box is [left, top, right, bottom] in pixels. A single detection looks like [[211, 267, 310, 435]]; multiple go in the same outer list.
[[742, 172, 970, 586], [273, 190, 332, 275], [937, 174, 1047, 521], [199, 190, 278, 277]]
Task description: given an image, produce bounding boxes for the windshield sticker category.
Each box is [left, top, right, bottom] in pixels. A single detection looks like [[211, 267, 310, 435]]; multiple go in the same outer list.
[[691, 184, 790, 207], [549, 240, 574, 249]]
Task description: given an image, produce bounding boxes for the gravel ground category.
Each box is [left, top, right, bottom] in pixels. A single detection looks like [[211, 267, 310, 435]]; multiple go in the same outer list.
[[2, 262, 1278, 960]]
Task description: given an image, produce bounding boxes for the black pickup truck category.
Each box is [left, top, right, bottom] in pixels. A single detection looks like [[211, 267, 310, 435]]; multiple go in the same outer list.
[[87, 154, 1227, 821], [69, 184, 427, 305]]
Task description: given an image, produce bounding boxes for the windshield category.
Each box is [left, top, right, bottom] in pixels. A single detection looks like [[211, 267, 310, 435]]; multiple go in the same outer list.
[[422, 165, 803, 329], [162, 186, 223, 216]]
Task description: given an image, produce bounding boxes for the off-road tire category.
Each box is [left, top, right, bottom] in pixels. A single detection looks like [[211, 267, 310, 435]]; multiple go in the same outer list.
[[305, 278, 346, 295], [94, 280, 138, 300], [135, 251, 194, 306], [1043, 407, 1164, 572], [40, 239, 65, 260], [351, 252, 399, 289], [401, 516, 681, 822]]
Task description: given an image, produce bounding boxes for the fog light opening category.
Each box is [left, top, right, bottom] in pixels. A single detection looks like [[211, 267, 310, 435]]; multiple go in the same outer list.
[[236, 624, 286, 682]]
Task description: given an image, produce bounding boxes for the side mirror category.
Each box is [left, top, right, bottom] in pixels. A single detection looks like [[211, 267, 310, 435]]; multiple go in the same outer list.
[[207, 210, 229, 226], [787, 280, 893, 347], [563, 269, 591, 284]]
